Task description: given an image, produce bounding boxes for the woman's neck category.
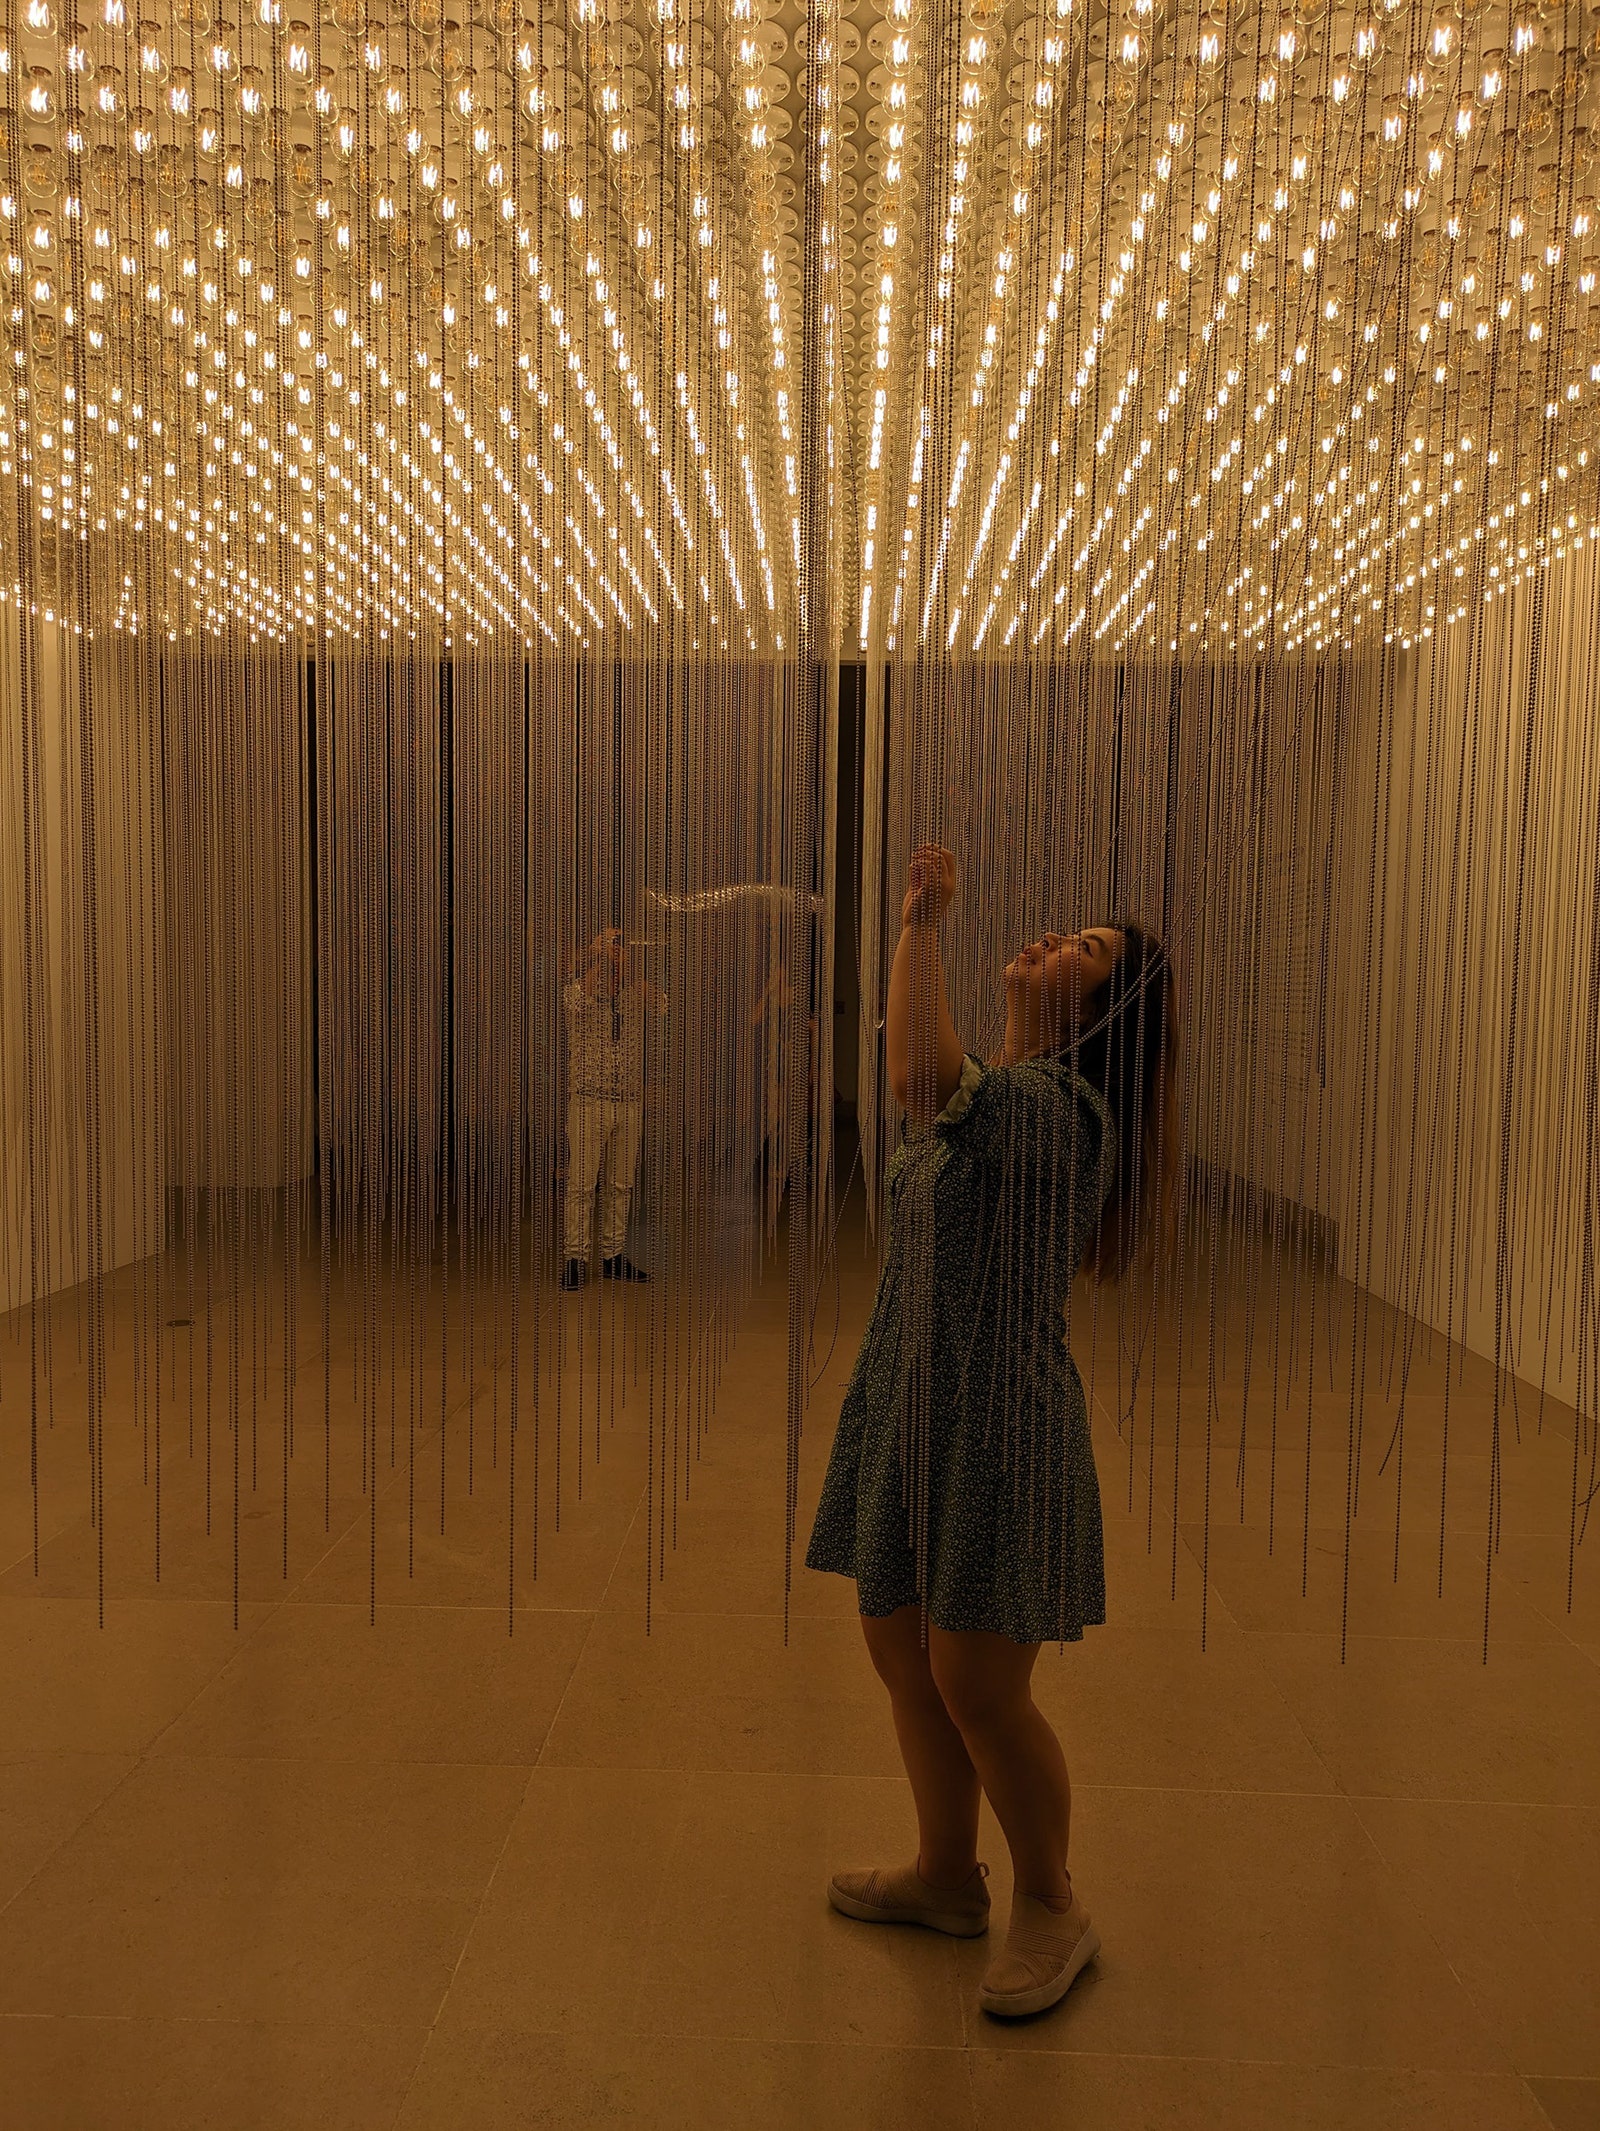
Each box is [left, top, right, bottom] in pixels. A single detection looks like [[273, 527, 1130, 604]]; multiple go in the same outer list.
[[999, 1005, 1057, 1066]]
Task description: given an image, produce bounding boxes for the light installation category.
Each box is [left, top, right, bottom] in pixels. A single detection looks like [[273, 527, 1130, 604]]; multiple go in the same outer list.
[[1, 0, 1596, 1652]]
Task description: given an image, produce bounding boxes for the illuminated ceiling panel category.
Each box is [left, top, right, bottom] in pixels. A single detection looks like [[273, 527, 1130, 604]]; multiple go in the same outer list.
[[1, 0, 1595, 656]]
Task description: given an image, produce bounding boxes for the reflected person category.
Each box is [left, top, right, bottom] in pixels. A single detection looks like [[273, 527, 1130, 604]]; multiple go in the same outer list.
[[560, 925, 667, 1291]]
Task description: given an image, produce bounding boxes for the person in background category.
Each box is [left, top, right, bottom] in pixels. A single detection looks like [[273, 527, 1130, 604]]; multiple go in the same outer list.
[[745, 952, 819, 1215], [561, 924, 667, 1291]]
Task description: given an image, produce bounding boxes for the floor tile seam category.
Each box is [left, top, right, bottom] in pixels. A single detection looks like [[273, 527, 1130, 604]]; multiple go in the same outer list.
[[0, 1748, 152, 1936], [229, 1596, 609, 1618], [271, 1281, 602, 1598], [1118, 1433, 1585, 1479], [956, 2046, 1555, 2075], [387, 1754, 549, 2131], [1238, 1625, 1600, 1654], [348, 1268, 559, 2088], [0, 2009, 432, 2035], [1103, 1396, 1577, 1444], [0, 1509, 96, 1583], [526, 1765, 1354, 1799], [0, 1358, 491, 1599], [393, 2019, 1566, 2077], [587, 1291, 738, 1620], [419, 1329, 727, 2083], [1115, 1470, 1586, 1534], [1516, 1601, 1600, 1648], [127, 1578, 296, 1768], [1339, 1791, 1600, 1813], [1335, 1794, 1533, 2081], [1228, 1624, 1591, 1646], [1526, 2075, 1600, 2115], [0, 2003, 1571, 2077], [1343, 1795, 1600, 1996], [285, 1359, 515, 1602], [602, 1751, 696, 2034], [959, 2043, 983, 2128], [570, 1600, 1338, 1629], [585, 1476, 660, 1617], [128, 1748, 548, 1771], [418, 2021, 979, 2057], [276, 1599, 617, 1614]]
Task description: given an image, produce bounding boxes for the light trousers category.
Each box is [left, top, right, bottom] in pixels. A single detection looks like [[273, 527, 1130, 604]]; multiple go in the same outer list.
[[562, 1094, 643, 1261]]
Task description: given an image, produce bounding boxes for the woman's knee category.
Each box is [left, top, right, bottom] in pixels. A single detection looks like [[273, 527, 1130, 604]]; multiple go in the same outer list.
[[927, 1628, 1039, 1737], [860, 1605, 939, 1698]]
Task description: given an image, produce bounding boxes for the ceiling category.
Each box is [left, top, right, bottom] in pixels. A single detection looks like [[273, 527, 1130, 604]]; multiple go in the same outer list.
[[1, 0, 1596, 657]]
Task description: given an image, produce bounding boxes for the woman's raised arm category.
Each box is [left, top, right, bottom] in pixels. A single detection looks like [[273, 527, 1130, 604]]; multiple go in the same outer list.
[[885, 845, 968, 1125]]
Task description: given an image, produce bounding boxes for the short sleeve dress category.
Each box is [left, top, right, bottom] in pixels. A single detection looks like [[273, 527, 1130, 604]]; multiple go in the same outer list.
[[805, 1053, 1116, 1645]]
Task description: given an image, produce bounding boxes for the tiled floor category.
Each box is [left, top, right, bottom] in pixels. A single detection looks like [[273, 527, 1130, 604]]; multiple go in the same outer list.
[[2, 1209, 1597, 2130]]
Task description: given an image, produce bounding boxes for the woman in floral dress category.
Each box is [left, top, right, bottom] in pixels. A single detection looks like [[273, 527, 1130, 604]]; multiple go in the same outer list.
[[807, 843, 1178, 2019]]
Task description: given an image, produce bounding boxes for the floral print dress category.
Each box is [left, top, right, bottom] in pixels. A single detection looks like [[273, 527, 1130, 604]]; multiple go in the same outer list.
[[806, 1053, 1116, 1645]]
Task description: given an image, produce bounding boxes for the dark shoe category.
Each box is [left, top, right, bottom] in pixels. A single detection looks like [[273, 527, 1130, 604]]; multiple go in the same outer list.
[[601, 1254, 649, 1283], [561, 1259, 587, 1291]]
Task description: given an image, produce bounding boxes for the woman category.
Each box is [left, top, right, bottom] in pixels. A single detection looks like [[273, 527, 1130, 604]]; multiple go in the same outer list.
[[806, 842, 1178, 2020]]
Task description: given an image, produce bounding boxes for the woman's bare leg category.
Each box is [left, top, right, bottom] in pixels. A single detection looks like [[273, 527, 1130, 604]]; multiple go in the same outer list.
[[860, 1606, 983, 1888], [926, 1625, 1073, 1909]]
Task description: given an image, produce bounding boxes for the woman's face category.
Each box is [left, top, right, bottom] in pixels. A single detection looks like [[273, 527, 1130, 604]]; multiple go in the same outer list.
[[1004, 927, 1125, 1042]]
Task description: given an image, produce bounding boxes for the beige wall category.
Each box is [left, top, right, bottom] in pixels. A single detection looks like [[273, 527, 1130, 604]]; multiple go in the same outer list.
[[1329, 551, 1600, 1411], [0, 615, 163, 1313]]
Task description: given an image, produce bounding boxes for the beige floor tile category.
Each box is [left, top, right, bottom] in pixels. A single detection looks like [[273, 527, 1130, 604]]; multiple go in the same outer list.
[[1096, 1556, 1236, 1635], [1252, 1633, 1600, 1805], [285, 1371, 653, 1608], [152, 1602, 594, 1763], [970, 2053, 1552, 2130], [962, 1787, 1509, 2070], [1132, 1431, 1581, 1545], [1180, 1517, 1568, 1641], [0, 2015, 425, 2131], [0, 1308, 481, 1596], [0, 1450, 372, 1605], [1493, 1530, 1600, 1645], [0, 1450, 100, 1581], [603, 1445, 862, 1620], [0, 1752, 137, 1906], [442, 1764, 691, 2034], [634, 1770, 970, 2048], [1528, 2078, 1600, 2131], [1350, 1797, 1600, 2077], [5, 1225, 1594, 2115], [1096, 1493, 1241, 1631], [1030, 1621, 1336, 1794], [0, 1754, 526, 2024], [610, 1512, 865, 1620], [1099, 1371, 1562, 1455], [540, 1608, 905, 1777], [397, 2026, 976, 2131], [0, 1597, 271, 1754]]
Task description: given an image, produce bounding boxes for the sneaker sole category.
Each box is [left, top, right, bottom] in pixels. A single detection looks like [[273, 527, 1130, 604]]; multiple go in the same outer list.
[[978, 1923, 1102, 2018], [827, 1883, 990, 1938]]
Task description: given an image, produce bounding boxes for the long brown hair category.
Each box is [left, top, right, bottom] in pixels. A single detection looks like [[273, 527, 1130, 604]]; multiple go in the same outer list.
[[1057, 922, 1181, 1282]]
